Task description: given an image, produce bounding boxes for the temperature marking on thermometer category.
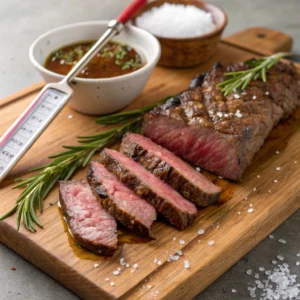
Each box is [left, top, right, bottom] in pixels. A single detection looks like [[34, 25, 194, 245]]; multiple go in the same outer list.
[[0, 88, 69, 180]]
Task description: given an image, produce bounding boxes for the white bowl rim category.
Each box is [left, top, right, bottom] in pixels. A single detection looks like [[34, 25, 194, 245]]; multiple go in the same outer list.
[[29, 20, 161, 83]]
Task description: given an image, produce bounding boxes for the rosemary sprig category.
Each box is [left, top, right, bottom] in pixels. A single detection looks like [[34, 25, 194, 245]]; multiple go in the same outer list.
[[0, 97, 170, 231], [217, 52, 291, 96]]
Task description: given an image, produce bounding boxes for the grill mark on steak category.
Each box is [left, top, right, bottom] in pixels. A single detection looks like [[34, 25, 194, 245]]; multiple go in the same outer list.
[[142, 61, 300, 180], [99, 148, 197, 230], [120, 133, 221, 207], [59, 180, 118, 256], [87, 161, 156, 239]]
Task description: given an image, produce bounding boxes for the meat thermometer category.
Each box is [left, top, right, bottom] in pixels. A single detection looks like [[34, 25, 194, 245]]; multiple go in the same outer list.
[[0, 0, 146, 182]]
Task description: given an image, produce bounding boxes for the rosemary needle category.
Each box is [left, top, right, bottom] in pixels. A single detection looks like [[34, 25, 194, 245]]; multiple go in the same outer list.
[[217, 52, 292, 96], [0, 97, 171, 232]]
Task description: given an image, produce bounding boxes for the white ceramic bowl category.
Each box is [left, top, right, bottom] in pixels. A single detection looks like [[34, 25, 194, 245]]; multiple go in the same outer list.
[[29, 21, 161, 115]]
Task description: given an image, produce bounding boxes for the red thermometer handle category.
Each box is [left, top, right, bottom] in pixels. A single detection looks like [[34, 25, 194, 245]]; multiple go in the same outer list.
[[117, 0, 147, 24]]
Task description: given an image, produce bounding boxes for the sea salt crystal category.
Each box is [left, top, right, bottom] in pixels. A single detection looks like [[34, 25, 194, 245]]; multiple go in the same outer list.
[[259, 267, 265, 272], [217, 112, 223, 118], [177, 250, 183, 256], [233, 94, 240, 99], [147, 285, 152, 289], [253, 95, 257, 100], [265, 91, 269, 95], [296, 262, 300, 266], [253, 187, 257, 192], [250, 203, 253, 207], [224, 113, 229, 117], [277, 255, 284, 261], [244, 196, 248, 200], [218, 176, 223, 179], [246, 269, 252, 275], [273, 179, 278, 183], [105, 277, 110, 281], [254, 273, 259, 279], [297, 253, 300, 257], [170, 255, 180, 261], [275, 150, 280, 154], [232, 289, 237, 293], [198, 229, 205, 235], [153, 258, 158, 264], [113, 270, 120, 276], [196, 167, 201, 172], [184, 260, 190, 269], [60, 59, 65, 64], [208, 240, 215, 246], [257, 175, 261, 178], [248, 208, 254, 213], [272, 260, 277, 264], [110, 282, 115, 287], [68, 114, 73, 119], [173, 237, 177, 241], [133, 263, 138, 269], [157, 261, 162, 265], [235, 110, 243, 118], [126, 263, 130, 268], [278, 239, 286, 244], [276, 167, 281, 171], [136, 3, 216, 38], [94, 263, 100, 268], [268, 190, 272, 193], [179, 239, 185, 245], [237, 211, 241, 215]]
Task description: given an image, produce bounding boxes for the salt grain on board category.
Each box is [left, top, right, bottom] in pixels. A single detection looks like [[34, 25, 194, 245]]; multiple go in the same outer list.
[[198, 229, 205, 235], [105, 277, 110, 282], [275, 150, 280, 154], [184, 260, 190, 269], [110, 282, 115, 287], [93, 263, 99, 268], [68, 114, 73, 119], [179, 239, 185, 245], [246, 269, 252, 275], [276, 167, 281, 171], [113, 270, 120, 276], [133, 263, 138, 269], [248, 208, 254, 213], [273, 179, 278, 183], [232, 289, 237, 293], [208, 240, 215, 246]]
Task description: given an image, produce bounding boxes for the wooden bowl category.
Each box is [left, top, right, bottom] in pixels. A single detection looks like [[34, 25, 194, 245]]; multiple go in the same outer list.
[[132, 0, 227, 68]]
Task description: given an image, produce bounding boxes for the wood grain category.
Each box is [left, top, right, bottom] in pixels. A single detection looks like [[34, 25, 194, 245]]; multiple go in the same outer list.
[[0, 29, 299, 300]]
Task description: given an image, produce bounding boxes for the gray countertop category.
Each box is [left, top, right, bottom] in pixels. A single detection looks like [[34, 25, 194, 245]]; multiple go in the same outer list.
[[0, 1, 299, 299]]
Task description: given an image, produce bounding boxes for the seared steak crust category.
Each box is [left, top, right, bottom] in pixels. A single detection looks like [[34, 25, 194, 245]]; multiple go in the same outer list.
[[99, 149, 197, 230], [120, 133, 221, 207], [87, 161, 156, 239], [59, 180, 118, 256], [142, 61, 300, 180]]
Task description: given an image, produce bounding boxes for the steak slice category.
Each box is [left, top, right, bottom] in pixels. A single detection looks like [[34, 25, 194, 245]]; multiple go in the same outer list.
[[142, 61, 300, 180], [99, 148, 197, 230], [87, 161, 156, 239], [120, 132, 221, 207], [59, 180, 118, 256]]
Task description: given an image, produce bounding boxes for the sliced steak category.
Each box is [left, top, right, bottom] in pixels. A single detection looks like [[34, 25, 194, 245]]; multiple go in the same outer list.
[[87, 161, 156, 239], [99, 148, 197, 230], [120, 132, 221, 207], [142, 61, 300, 180], [59, 180, 118, 256]]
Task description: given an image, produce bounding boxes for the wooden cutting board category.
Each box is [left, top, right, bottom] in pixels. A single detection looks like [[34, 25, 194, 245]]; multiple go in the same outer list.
[[0, 27, 299, 300]]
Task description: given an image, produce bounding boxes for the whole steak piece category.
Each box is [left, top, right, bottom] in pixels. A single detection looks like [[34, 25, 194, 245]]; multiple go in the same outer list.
[[59, 180, 118, 256], [99, 148, 197, 230], [120, 132, 221, 207], [87, 161, 157, 239], [142, 61, 300, 180]]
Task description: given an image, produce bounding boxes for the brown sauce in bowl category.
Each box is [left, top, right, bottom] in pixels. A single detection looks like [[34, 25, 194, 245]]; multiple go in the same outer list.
[[45, 40, 145, 79]]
